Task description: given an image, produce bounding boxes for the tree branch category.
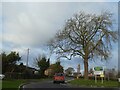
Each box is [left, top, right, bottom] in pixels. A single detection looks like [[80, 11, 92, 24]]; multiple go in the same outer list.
[[89, 33, 105, 55]]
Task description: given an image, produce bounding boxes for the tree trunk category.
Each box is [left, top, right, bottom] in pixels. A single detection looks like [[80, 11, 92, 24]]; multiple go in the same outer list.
[[84, 56, 88, 80]]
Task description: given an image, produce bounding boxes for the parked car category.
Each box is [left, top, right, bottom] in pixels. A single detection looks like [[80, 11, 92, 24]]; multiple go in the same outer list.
[[0, 74, 5, 79], [53, 73, 65, 83]]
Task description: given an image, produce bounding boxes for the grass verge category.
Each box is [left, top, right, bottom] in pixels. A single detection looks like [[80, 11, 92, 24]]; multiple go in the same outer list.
[[2, 78, 52, 89], [2, 79, 27, 89], [69, 78, 119, 88]]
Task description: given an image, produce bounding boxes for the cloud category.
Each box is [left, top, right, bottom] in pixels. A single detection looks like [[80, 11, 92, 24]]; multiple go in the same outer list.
[[2, 2, 118, 70], [3, 2, 118, 47], [3, 3, 72, 48], [2, 0, 119, 2]]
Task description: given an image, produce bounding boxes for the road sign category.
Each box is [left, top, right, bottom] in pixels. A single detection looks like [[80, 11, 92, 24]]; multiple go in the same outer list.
[[93, 67, 104, 84], [93, 67, 104, 75], [100, 74, 104, 77], [94, 71, 103, 75], [93, 67, 104, 71]]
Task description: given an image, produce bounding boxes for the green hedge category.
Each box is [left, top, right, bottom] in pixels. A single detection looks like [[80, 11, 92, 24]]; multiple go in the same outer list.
[[4, 72, 41, 79]]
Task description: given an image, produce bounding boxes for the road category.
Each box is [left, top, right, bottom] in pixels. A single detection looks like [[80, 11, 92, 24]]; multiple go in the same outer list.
[[21, 77, 74, 89], [22, 80, 71, 88], [20, 77, 120, 90]]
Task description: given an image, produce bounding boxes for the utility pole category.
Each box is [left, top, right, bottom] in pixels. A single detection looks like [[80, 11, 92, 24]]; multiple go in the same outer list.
[[77, 64, 80, 74], [26, 48, 29, 68], [77, 64, 80, 79]]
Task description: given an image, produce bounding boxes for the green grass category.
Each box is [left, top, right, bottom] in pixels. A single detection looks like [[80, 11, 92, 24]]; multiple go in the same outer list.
[[0, 80, 2, 90], [2, 79, 27, 88], [69, 78, 119, 88], [2, 78, 51, 89]]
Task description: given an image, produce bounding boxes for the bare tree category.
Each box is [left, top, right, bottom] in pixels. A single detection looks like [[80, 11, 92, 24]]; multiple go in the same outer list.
[[48, 11, 118, 79]]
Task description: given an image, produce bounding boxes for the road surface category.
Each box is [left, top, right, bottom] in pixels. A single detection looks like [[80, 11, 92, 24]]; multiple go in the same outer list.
[[21, 77, 74, 89], [20, 77, 119, 90], [22, 80, 71, 88]]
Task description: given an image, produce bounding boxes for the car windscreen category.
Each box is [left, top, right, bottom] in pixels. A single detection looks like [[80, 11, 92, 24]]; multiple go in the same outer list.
[[55, 73, 64, 76]]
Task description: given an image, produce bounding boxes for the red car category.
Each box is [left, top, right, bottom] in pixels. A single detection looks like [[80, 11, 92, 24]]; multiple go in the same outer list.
[[53, 73, 65, 83]]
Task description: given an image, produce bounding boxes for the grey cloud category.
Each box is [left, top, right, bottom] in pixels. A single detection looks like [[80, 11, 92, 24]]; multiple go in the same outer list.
[[3, 2, 118, 47], [2, 2, 118, 70], [3, 3, 70, 47]]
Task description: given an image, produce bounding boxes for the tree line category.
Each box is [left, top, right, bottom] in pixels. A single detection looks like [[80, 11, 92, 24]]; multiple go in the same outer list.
[[1, 51, 21, 74], [35, 54, 63, 77], [1, 51, 64, 79]]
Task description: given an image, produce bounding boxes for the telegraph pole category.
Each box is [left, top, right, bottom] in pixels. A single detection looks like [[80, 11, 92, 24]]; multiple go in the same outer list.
[[26, 48, 29, 68]]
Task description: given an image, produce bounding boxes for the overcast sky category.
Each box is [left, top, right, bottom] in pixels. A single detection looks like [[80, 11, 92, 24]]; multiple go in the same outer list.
[[1, 0, 119, 72]]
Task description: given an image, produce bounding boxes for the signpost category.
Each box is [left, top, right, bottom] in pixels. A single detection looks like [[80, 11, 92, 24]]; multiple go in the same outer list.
[[93, 66, 104, 84], [100, 74, 104, 84]]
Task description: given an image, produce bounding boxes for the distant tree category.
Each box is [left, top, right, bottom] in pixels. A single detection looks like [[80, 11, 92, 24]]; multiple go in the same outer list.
[[0, 52, 8, 73], [7, 52, 21, 65], [65, 67, 75, 76], [20, 62, 24, 66], [89, 68, 93, 74], [109, 68, 117, 80], [48, 61, 64, 77], [1, 51, 21, 73], [47, 58, 50, 67], [50, 61, 63, 73], [17, 63, 25, 73], [35, 55, 50, 77], [118, 70, 120, 78], [48, 11, 118, 79]]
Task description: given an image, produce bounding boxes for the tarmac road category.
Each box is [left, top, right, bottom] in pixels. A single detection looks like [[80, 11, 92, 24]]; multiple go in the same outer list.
[[20, 77, 74, 89], [20, 77, 119, 90], [22, 80, 71, 88]]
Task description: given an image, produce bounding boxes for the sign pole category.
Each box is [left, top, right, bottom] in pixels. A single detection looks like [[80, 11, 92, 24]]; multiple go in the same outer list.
[[101, 77, 103, 84], [100, 74, 104, 84], [95, 75, 97, 83]]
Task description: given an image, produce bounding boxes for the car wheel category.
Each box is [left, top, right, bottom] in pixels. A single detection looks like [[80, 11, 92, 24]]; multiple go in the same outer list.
[[53, 81, 56, 83], [62, 81, 65, 83]]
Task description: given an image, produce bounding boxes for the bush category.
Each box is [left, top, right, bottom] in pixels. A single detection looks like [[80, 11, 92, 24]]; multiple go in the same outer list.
[[4, 72, 41, 79], [4, 72, 23, 79]]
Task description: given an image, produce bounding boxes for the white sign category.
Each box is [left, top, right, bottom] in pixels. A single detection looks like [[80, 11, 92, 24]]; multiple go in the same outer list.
[[94, 71, 103, 75], [93, 67, 104, 84], [93, 67, 104, 75], [118, 78, 120, 82]]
